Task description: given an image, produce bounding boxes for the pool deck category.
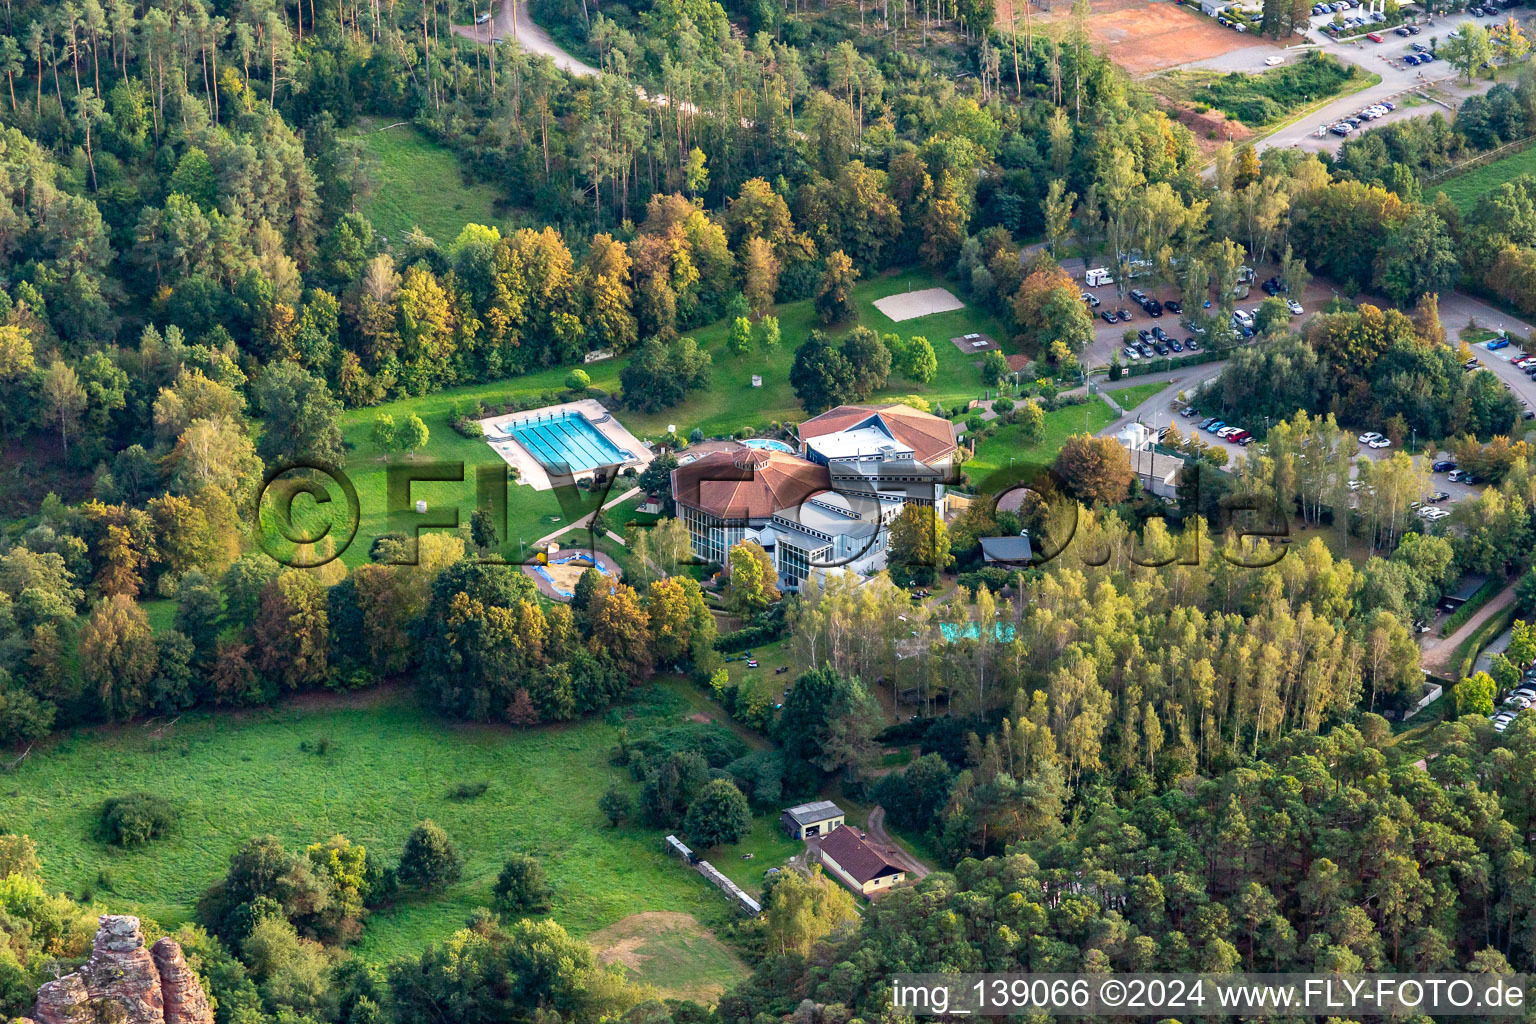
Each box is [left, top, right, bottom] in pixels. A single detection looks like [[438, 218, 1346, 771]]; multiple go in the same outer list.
[[479, 398, 653, 491]]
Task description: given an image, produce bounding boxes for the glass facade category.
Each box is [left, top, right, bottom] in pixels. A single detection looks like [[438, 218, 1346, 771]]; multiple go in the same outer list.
[[680, 504, 744, 566]]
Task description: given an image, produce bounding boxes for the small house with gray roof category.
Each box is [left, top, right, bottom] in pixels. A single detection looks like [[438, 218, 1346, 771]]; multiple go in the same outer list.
[[781, 800, 846, 839]]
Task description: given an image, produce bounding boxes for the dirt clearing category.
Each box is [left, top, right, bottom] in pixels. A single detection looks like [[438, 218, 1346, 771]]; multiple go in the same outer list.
[[997, 0, 1270, 75], [588, 912, 748, 1003]]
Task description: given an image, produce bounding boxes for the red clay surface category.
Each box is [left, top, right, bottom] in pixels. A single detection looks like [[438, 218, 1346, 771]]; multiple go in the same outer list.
[[1001, 0, 1270, 75]]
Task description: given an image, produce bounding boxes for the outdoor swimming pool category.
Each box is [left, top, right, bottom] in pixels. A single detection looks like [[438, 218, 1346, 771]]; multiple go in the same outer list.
[[510, 412, 631, 472], [741, 438, 795, 454], [938, 622, 1017, 643]]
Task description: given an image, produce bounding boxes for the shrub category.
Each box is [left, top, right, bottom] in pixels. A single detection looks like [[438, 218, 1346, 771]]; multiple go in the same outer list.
[[447, 780, 490, 801], [492, 853, 554, 914], [397, 820, 462, 891], [100, 793, 179, 847]]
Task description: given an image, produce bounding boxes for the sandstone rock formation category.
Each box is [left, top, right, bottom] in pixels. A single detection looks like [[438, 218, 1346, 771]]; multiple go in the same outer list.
[[24, 915, 214, 1024], [151, 936, 215, 1024]]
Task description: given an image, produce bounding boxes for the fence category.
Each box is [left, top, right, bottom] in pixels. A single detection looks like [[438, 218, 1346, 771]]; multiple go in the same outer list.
[[664, 835, 761, 915], [695, 859, 762, 916], [1424, 134, 1536, 186]]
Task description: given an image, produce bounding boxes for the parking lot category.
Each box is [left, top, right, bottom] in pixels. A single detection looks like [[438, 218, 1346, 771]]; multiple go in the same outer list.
[[1076, 259, 1339, 369], [1254, 7, 1527, 155]]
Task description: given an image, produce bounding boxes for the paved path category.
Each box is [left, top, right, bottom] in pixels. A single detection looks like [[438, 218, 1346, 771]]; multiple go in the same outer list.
[[1421, 581, 1517, 678], [533, 486, 640, 547]]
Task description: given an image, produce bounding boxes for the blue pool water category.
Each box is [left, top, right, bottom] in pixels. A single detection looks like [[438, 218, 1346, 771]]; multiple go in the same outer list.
[[741, 438, 795, 453], [938, 622, 1017, 643], [511, 412, 630, 471]]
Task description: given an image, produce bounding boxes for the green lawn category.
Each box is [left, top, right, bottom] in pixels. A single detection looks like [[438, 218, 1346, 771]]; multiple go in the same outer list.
[[352, 119, 520, 244], [0, 688, 777, 972], [964, 398, 1117, 482], [612, 269, 1014, 439], [297, 269, 1010, 568], [1437, 143, 1536, 213], [1105, 380, 1166, 411]]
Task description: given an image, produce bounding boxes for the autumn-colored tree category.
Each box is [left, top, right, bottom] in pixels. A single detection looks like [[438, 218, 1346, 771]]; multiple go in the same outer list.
[[725, 541, 780, 616], [253, 570, 330, 689], [646, 576, 714, 666], [815, 250, 859, 325], [1054, 434, 1135, 505], [742, 235, 780, 314], [80, 593, 159, 720], [578, 232, 638, 354], [587, 583, 653, 680], [888, 504, 954, 576], [920, 171, 967, 270], [42, 360, 87, 455]]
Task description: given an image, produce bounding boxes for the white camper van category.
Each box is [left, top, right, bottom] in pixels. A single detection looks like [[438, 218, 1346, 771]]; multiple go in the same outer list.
[[1085, 267, 1113, 287]]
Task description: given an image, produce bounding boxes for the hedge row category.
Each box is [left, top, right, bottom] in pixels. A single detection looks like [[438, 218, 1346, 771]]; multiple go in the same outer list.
[[1454, 602, 1520, 683], [1117, 345, 1238, 378], [1441, 576, 1509, 638]]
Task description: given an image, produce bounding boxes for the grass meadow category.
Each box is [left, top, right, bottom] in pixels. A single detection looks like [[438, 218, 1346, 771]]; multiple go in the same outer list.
[[0, 683, 773, 987], [351, 119, 522, 243], [1437, 143, 1536, 213]]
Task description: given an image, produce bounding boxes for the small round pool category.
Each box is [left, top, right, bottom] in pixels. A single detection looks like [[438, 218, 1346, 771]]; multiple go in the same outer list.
[[741, 438, 795, 454]]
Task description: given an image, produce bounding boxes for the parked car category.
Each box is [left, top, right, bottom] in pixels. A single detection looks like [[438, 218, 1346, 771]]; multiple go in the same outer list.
[[1331, 123, 1353, 136], [1367, 436, 1391, 449], [1152, 326, 1169, 342], [1287, 298, 1303, 315], [1128, 289, 1147, 304], [1165, 299, 1183, 314], [1432, 460, 1456, 472], [1198, 418, 1216, 430], [1428, 491, 1451, 502], [1489, 336, 1511, 350], [1117, 308, 1133, 322], [1448, 468, 1470, 482], [1100, 310, 1119, 324], [1146, 299, 1164, 317], [1358, 431, 1385, 444], [1186, 337, 1200, 351], [1182, 405, 1200, 418], [1081, 291, 1101, 307], [1169, 338, 1183, 352], [1137, 329, 1152, 344], [1206, 420, 1226, 433], [1123, 346, 1141, 360]]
